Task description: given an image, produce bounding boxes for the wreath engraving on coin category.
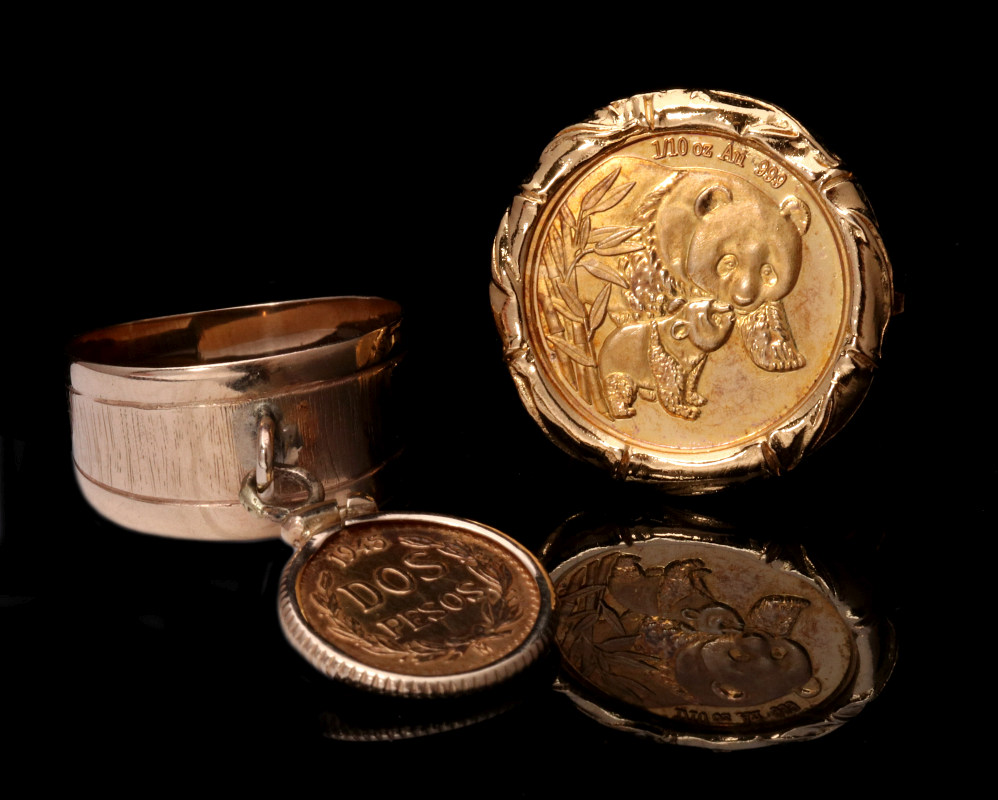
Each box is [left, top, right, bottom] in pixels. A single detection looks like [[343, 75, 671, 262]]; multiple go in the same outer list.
[[553, 548, 854, 727], [297, 520, 540, 677], [528, 136, 841, 446]]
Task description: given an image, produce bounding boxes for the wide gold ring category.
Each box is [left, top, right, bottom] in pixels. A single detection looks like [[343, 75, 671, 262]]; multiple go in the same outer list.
[[69, 297, 403, 540]]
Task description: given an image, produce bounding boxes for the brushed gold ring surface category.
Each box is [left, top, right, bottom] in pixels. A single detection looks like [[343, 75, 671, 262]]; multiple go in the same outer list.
[[70, 297, 403, 540], [491, 89, 893, 493]]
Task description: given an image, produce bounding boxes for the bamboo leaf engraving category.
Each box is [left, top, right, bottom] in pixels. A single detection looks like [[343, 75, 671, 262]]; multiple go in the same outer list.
[[599, 670, 652, 703], [580, 167, 621, 212], [559, 204, 576, 235], [594, 552, 619, 584], [588, 284, 611, 337], [599, 635, 641, 653], [587, 181, 635, 214], [547, 337, 597, 368], [557, 584, 604, 604], [555, 282, 587, 320], [592, 225, 641, 249], [595, 240, 645, 257], [568, 635, 587, 665], [535, 167, 645, 419], [550, 298, 585, 324], [570, 612, 598, 636], [581, 261, 630, 289], [548, 227, 566, 277], [599, 599, 626, 635], [591, 225, 621, 240]]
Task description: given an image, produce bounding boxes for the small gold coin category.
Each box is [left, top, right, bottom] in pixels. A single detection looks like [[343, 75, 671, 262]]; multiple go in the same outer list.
[[280, 513, 555, 696], [492, 89, 893, 492]]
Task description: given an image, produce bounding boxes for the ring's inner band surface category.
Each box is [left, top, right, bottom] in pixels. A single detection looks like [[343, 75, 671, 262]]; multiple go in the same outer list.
[[70, 297, 401, 368]]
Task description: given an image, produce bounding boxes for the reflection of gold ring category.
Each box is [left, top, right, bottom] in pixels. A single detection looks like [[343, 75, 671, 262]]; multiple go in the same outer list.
[[70, 297, 403, 540], [493, 89, 894, 492]]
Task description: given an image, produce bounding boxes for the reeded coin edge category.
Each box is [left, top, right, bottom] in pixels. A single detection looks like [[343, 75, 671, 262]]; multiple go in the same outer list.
[[279, 512, 556, 697], [491, 88, 893, 492], [546, 534, 895, 750]]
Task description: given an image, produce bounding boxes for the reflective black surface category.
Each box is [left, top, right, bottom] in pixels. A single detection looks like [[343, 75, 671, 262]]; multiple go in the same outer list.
[[4, 52, 959, 789]]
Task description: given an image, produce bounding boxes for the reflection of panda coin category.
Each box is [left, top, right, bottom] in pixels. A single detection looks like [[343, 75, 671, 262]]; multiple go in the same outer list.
[[493, 89, 893, 492], [542, 516, 895, 750], [551, 542, 853, 723]]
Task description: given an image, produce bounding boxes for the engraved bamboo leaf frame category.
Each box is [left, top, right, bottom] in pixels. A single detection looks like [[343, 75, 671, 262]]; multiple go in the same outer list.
[[491, 89, 893, 492]]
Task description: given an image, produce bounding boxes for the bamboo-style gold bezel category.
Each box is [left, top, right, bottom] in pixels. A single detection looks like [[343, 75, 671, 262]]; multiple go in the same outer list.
[[492, 89, 892, 493]]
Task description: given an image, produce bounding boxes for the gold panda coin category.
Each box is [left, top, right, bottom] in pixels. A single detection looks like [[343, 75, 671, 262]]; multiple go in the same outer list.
[[492, 89, 893, 493]]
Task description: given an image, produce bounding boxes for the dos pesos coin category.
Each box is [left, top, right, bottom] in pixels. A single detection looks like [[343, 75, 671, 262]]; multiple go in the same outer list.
[[492, 89, 894, 492], [279, 509, 555, 697]]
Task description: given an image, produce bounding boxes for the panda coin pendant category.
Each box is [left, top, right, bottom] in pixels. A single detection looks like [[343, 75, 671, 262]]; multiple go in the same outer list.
[[492, 89, 894, 492]]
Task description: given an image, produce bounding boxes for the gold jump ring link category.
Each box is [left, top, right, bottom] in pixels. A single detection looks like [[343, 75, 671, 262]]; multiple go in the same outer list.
[[239, 464, 325, 525], [256, 411, 277, 501]]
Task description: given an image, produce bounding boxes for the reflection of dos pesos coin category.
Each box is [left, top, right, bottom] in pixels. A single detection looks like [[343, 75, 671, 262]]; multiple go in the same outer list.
[[282, 514, 555, 696], [492, 89, 894, 492]]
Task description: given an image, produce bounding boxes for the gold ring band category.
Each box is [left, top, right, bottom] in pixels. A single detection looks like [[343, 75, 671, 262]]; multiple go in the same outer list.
[[69, 297, 403, 540]]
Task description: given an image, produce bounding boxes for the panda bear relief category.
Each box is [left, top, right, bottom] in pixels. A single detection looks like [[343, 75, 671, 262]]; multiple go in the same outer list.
[[598, 172, 811, 422], [532, 147, 844, 447]]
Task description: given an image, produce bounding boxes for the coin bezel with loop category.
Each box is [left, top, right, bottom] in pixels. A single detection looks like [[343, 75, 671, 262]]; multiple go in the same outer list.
[[69, 297, 555, 697], [240, 431, 555, 697]]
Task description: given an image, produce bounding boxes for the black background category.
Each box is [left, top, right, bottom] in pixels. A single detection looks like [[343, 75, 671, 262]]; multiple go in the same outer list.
[[2, 33, 972, 790]]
